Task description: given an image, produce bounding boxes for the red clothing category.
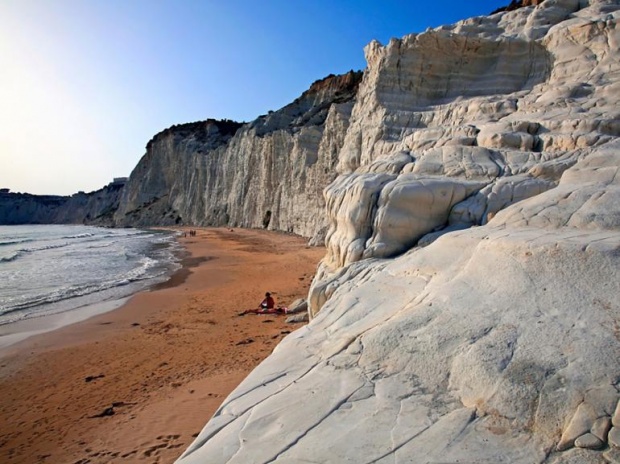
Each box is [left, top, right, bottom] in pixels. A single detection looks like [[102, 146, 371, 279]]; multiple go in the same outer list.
[[242, 307, 286, 315], [261, 296, 275, 309]]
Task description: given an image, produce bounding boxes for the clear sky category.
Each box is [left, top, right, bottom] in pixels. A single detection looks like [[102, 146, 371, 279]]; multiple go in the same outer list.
[[0, 0, 507, 195]]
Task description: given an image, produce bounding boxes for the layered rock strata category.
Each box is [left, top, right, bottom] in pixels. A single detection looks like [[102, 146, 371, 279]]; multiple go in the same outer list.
[[314, 0, 620, 308], [2, 73, 362, 238], [178, 1, 620, 463], [113, 72, 363, 241]]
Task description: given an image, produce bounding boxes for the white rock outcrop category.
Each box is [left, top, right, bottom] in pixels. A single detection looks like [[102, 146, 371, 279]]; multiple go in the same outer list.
[[113, 72, 363, 242], [310, 0, 620, 312], [178, 1, 620, 463]]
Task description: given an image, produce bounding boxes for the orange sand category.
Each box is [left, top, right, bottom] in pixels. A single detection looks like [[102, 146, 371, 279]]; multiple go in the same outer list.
[[0, 228, 324, 463]]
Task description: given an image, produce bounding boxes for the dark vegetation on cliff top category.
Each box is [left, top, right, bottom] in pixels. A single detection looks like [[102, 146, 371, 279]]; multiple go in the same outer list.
[[146, 118, 244, 151], [249, 70, 364, 138], [491, 0, 544, 15], [302, 70, 364, 102], [142, 70, 365, 147]]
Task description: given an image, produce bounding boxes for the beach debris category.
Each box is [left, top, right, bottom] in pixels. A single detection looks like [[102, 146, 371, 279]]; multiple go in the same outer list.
[[236, 338, 254, 345], [90, 407, 115, 418], [89, 402, 135, 419], [85, 374, 105, 383]]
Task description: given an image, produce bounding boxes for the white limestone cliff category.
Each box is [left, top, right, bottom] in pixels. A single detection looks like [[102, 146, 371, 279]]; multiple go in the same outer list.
[[178, 1, 620, 463], [318, 0, 619, 278], [113, 72, 362, 242]]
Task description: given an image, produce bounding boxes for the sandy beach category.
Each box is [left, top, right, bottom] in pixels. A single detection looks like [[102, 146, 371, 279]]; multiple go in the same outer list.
[[0, 228, 324, 463]]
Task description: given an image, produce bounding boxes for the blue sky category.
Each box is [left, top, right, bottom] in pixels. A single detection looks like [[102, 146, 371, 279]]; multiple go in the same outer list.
[[0, 0, 507, 195]]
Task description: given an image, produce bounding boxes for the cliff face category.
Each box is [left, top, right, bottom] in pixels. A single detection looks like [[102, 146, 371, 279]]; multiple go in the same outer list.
[[317, 0, 620, 279], [1, 72, 362, 235], [0, 184, 123, 226], [113, 71, 363, 242], [4, 1, 620, 460], [178, 1, 620, 463]]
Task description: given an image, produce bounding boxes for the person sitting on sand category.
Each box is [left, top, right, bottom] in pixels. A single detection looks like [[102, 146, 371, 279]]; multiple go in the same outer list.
[[259, 292, 275, 310], [238, 292, 286, 316]]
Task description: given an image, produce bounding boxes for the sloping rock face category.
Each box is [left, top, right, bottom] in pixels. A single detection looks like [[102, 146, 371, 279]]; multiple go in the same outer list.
[[178, 1, 620, 463], [0, 193, 67, 225], [114, 72, 363, 241], [0, 184, 123, 225], [113, 119, 243, 227]]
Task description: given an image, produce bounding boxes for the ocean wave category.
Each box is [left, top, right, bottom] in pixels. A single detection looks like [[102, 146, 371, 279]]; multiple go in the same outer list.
[[0, 238, 33, 247], [85, 242, 115, 250], [0, 242, 71, 264], [20, 242, 71, 253], [0, 251, 23, 263], [1, 279, 132, 318], [0, 256, 166, 318], [60, 233, 95, 239], [0, 226, 180, 325]]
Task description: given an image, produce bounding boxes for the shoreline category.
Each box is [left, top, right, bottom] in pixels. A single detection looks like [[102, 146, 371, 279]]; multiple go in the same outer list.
[[0, 227, 182, 351], [0, 297, 130, 351], [0, 228, 210, 359], [0, 227, 324, 463]]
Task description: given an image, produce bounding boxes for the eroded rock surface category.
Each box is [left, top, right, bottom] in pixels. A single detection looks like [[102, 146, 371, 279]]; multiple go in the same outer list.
[[178, 1, 620, 463], [313, 0, 620, 310], [113, 72, 363, 241]]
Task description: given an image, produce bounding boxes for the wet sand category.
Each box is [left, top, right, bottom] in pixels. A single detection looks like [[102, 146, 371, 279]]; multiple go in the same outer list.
[[0, 228, 324, 463]]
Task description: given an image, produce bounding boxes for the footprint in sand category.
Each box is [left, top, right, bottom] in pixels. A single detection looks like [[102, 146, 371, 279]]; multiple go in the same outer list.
[[76, 449, 120, 463], [141, 434, 184, 460]]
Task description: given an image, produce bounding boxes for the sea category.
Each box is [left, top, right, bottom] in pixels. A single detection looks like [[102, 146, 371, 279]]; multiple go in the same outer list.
[[0, 225, 182, 347]]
